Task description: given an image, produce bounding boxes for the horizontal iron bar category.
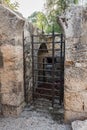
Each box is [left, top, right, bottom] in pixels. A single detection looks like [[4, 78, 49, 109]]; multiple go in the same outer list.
[[34, 92, 53, 97], [33, 75, 63, 79], [36, 87, 52, 92], [33, 69, 63, 72], [34, 81, 64, 84], [32, 98, 52, 103], [33, 61, 64, 64], [32, 34, 63, 37], [32, 55, 64, 58], [32, 49, 61, 51], [32, 62, 63, 65], [32, 41, 65, 44], [34, 92, 61, 98], [35, 87, 62, 92]]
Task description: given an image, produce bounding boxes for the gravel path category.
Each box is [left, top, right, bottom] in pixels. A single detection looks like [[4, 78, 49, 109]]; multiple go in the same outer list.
[[0, 100, 71, 130], [0, 114, 71, 130]]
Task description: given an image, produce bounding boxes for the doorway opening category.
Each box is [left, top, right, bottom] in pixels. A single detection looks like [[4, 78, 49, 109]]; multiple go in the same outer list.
[[31, 33, 65, 107]]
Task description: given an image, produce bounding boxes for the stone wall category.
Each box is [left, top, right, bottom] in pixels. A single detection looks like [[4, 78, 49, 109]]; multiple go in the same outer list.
[[0, 5, 25, 116], [59, 5, 87, 122], [1, 3, 87, 122], [24, 21, 33, 103], [24, 21, 42, 103]]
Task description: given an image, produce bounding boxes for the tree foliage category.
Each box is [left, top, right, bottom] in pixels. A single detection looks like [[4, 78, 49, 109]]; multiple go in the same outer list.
[[45, 0, 78, 14], [28, 11, 49, 32], [28, 0, 78, 33], [44, 0, 78, 33], [0, 0, 19, 10]]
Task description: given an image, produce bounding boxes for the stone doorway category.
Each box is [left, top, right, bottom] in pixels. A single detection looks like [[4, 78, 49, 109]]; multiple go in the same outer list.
[[31, 33, 65, 107], [23, 5, 87, 123], [1, 4, 87, 123]]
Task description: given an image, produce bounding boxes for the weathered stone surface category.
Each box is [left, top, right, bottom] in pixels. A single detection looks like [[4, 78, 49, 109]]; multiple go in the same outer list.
[[64, 91, 87, 112], [0, 5, 25, 116], [59, 5, 87, 122], [65, 67, 87, 91], [58, 6, 83, 38], [24, 21, 46, 102], [2, 102, 25, 117], [24, 21, 33, 103], [65, 110, 87, 123], [1, 3, 87, 123], [72, 120, 87, 130]]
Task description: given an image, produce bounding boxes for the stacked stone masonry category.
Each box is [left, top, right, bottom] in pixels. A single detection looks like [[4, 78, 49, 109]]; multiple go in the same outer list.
[[0, 5, 25, 116], [59, 5, 87, 122], [24, 21, 46, 103], [0, 4, 87, 124]]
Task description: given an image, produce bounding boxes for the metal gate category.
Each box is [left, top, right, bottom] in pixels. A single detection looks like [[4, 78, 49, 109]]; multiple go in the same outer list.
[[32, 30, 65, 107]]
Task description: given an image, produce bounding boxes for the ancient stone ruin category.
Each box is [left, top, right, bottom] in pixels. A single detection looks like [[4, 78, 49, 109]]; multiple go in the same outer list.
[[0, 4, 87, 123], [59, 5, 87, 122], [0, 5, 25, 116]]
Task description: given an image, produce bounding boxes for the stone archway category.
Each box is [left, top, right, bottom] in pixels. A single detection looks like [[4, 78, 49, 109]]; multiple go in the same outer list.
[[38, 43, 48, 82]]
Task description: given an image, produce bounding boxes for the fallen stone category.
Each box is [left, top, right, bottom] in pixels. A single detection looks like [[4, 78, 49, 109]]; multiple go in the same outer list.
[[72, 120, 87, 130]]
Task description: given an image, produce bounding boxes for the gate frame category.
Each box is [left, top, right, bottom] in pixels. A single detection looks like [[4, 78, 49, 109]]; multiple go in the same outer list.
[[31, 29, 65, 107]]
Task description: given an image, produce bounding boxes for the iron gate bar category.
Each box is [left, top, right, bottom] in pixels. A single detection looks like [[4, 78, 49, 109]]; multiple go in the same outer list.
[[35, 87, 61, 92], [32, 41, 65, 44], [33, 74, 62, 78], [32, 62, 63, 69], [35, 93, 53, 97], [33, 49, 61, 51], [62, 37, 65, 102], [33, 61, 62, 64], [59, 34, 62, 105], [33, 69, 62, 72], [31, 31, 65, 107], [60, 34, 64, 105], [36, 81, 63, 85], [32, 34, 62, 37], [31, 35, 35, 102], [52, 26, 55, 107]]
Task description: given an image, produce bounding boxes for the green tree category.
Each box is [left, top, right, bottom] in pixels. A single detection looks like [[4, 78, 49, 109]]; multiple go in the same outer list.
[[28, 11, 49, 33], [28, 0, 78, 33], [44, 0, 78, 33], [0, 0, 19, 10], [36, 12, 48, 32], [28, 11, 38, 23], [45, 0, 78, 14]]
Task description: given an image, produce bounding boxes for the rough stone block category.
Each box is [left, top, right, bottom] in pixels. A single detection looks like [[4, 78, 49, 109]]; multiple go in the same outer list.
[[2, 102, 25, 117], [64, 91, 83, 112], [72, 120, 87, 130], [64, 110, 87, 123], [1, 70, 16, 93], [0, 5, 25, 116], [65, 67, 87, 91], [58, 5, 87, 123], [2, 93, 18, 106], [64, 91, 87, 113]]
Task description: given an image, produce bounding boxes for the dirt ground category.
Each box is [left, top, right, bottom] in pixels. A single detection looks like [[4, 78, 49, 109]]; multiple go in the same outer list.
[[0, 99, 71, 130]]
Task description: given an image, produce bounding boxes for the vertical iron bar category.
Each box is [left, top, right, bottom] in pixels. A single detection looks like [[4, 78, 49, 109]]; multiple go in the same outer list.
[[59, 33, 63, 105], [31, 35, 35, 102], [43, 58, 45, 82], [62, 37, 65, 102], [52, 25, 55, 107], [63, 37, 65, 64]]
